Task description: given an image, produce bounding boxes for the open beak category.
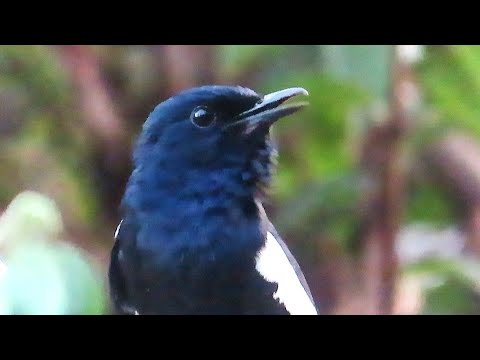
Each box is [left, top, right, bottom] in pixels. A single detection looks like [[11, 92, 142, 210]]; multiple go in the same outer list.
[[225, 87, 309, 134]]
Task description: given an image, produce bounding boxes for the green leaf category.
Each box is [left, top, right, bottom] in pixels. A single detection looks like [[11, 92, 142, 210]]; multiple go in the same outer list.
[[404, 257, 480, 314], [406, 183, 457, 225], [0, 191, 63, 251], [54, 244, 107, 315], [423, 278, 479, 315], [318, 45, 393, 100], [218, 45, 288, 80], [0, 191, 106, 315], [418, 45, 480, 137], [2, 243, 106, 315], [404, 257, 480, 289]]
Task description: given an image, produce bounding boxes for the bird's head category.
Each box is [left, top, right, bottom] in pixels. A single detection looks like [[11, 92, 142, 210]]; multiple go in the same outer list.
[[132, 85, 308, 198]]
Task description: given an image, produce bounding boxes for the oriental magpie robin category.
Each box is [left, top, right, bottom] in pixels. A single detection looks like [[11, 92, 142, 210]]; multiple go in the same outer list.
[[109, 85, 318, 315]]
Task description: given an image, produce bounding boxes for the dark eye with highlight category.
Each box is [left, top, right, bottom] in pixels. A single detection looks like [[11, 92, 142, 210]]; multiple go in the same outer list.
[[190, 106, 216, 128]]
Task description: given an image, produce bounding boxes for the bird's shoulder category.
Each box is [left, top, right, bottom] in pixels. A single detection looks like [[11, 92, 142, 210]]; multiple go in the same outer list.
[[256, 205, 318, 315]]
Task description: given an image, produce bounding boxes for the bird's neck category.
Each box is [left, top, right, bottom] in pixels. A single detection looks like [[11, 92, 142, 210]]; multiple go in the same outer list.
[[125, 161, 259, 210], [122, 161, 267, 256], [125, 134, 277, 217]]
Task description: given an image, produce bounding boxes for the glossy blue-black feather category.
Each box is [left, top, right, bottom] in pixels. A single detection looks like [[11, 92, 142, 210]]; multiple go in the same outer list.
[[109, 85, 314, 315]]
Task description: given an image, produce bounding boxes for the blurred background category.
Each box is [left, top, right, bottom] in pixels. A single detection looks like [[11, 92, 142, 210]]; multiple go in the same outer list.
[[1, 45, 480, 315]]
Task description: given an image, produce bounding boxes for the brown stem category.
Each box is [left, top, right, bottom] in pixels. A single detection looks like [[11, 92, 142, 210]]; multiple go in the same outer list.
[[467, 206, 480, 255], [160, 45, 216, 93], [361, 46, 413, 314], [55, 46, 130, 162], [55, 45, 131, 220], [422, 133, 480, 255]]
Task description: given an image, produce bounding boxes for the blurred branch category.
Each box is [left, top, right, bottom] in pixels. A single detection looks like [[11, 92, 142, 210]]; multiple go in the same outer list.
[[423, 133, 480, 255], [160, 45, 216, 93], [468, 207, 480, 255], [423, 134, 480, 206], [56, 45, 128, 161], [361, 46, 416, 314], [55, 45, 131, 220]]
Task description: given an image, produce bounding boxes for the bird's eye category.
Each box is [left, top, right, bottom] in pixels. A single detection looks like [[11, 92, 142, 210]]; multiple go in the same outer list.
[[190, 107, 216, 128]]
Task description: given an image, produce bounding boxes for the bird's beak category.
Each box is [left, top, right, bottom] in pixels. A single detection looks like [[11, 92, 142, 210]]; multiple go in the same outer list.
[[225, 87, 309, 134]]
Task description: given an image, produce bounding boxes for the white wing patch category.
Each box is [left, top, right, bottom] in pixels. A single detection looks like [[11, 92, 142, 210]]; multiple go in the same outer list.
[[255, 232, 318, 315], [114, 220, 123, 239]]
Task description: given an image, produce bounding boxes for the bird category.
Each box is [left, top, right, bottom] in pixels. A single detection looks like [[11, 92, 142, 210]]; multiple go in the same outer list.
[[108, 85, 318, 315]]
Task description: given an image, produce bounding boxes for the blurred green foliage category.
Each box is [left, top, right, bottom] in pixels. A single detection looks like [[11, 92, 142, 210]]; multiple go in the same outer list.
[[405, 257, 480, 314], [419, 46, 480, 135], [0, 192, 106, 314], [0, 46, 100, 226], [319, 45, 392, 100], [406, 183, 457, 226]]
